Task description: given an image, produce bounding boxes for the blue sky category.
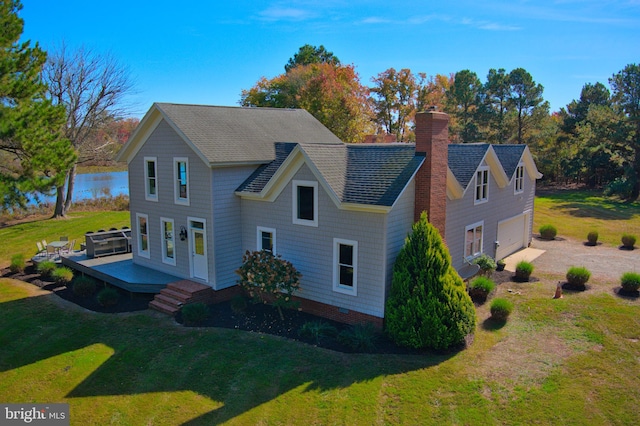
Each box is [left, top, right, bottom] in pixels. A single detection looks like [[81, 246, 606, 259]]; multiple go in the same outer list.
[[21, 0, 640, 117]]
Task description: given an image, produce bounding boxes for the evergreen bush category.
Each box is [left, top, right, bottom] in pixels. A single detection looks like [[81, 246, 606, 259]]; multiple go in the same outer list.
[[72, 276, 97, 298], [515, 260, 534, 282], [539, 224, 557, 240], [566, 266, 591, 290], [9, 254, 26, 274], [97, 287, 119, 307], [586, 231, 598, 246], [385, 212, 476, 351], [181, 302, 210, 326]]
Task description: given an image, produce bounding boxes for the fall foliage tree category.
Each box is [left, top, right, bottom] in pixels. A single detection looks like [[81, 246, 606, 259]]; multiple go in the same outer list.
[[369, 68, 417, 141]]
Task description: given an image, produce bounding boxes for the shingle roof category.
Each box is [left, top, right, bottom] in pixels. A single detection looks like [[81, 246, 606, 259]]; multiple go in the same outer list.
[[237, 143, 423, 207], [447, 143, 490, 188], [155, 103, 342, 165], [493, 145, 526, 179]]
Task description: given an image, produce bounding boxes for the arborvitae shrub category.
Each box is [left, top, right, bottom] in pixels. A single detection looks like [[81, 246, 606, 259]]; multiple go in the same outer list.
[[539, 224, 557, 240], [566, 266, 591, 290], [385, 212, 476, 351]]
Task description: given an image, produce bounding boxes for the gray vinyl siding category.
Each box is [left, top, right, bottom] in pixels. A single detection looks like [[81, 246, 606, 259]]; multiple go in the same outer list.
[[240, 164, 389, 318], [384, 179, 415, 295], [211, 166, 257, 289], [445, 159, 537, 271], [128, 119, 215, 285]]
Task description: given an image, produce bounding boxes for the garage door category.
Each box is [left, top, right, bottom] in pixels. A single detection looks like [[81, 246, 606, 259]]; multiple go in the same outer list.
[[496, 212, 529, 260]]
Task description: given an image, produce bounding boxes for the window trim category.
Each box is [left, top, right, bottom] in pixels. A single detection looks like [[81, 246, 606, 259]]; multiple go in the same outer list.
[[257, 226, 276, 254], [292, 180, 318, 227], [160, 217, 176, 266], [144, 157, 158, 202], [514, 163, 525, 194], [474, 167, 489, 205], [173, 157, 190, 206], [136, 213, 150, 259], [464, 221, 484, 260], [333, 238, 358, 296]]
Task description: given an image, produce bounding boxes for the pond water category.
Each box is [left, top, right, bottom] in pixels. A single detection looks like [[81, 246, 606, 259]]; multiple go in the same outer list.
[[33, 171, 129, 204]]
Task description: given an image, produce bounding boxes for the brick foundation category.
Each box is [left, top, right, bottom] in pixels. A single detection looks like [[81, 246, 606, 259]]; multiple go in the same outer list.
[[293, 296, 384, 330]]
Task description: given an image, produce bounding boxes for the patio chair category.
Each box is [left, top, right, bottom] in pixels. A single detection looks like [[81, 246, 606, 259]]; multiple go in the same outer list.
[[41, 239, 48, 247], [36, 241, 46, 257], [61, 239, 76, 255], [46, 245, 57, 260]]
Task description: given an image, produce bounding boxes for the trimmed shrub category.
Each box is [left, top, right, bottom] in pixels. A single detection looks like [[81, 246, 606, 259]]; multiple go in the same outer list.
[[539, 224, 557, 240], [97, 287, 119, 307], [515, 260, 534, 282], [52, 267, 74, 285], [337, 322, 377, 351], [621, 233, 637, 249], [490, 298, 514, 321], [9, 254, 26, 274], [72, 276, 97, 298], [181, 302, 210, 326], [566, 266, 591, 290], [586, 231, 598, 246], [385, 212, 476, 351], [620, 272, 640, 293], [472, 254, 497, 277], [37, 260, 57, 279], [468, 277, 496, 304], [299, 320, 338, 344]]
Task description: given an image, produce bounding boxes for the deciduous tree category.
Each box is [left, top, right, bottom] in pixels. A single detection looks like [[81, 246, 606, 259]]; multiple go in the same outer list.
[[369, 68, 417, 141]]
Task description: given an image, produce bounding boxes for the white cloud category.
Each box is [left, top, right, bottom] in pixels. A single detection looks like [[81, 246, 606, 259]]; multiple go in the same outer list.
[[258, 7, 315, 22]]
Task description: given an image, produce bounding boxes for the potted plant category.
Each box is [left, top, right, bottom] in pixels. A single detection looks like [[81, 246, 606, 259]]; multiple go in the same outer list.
[[496, 259, 506, 272]]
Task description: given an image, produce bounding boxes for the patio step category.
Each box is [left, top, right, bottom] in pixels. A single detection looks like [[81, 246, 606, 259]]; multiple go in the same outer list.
[[149, 280, 214, 316]]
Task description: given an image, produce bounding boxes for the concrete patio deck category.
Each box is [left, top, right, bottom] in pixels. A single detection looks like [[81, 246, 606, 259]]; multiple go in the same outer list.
[[61, 252, 181, 293]]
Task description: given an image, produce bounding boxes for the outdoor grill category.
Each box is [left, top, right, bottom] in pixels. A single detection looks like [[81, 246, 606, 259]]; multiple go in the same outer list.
[[85, 229, 132, 258]]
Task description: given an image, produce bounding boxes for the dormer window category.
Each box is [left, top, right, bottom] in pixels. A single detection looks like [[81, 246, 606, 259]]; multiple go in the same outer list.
[[475, 167, 489, 204], [514, 164, 524, 194], [292, 180, 318, 227]]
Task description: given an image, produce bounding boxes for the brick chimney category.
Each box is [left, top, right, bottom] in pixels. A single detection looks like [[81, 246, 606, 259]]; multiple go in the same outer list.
[[414, 110, 449, 237]]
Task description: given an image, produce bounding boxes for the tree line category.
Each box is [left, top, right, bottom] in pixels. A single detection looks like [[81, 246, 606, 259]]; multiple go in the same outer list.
[[242, 45, 640, 200]]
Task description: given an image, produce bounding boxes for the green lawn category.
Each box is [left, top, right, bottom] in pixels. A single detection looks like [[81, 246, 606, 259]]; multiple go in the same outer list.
[[534, 189, 640, 246], [0, 192, 639, 425]]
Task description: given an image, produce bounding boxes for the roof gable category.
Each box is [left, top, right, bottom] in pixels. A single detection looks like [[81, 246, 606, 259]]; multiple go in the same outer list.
[[116, 103, 342, 165], [447, 143, 510, 198]]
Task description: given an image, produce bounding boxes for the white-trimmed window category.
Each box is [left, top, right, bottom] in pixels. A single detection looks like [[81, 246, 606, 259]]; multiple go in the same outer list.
[[292, 180, 318, 227], [144, 157, 158, 201], [257, 226, 276, 253], [161, 217, 176, 265], [174, 157, 190, 205], [475, 167, 489, 204], [514, 164, 525, 194], [137, 213, 150, 258], [333, 238, 358, 295], [465, 222, 484, 259]]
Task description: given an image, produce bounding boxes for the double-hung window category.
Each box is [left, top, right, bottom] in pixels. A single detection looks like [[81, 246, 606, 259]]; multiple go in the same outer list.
[[137, 213, 150, 258], [475, 167, 489, 204], [333, 238, 358, 295], [292, 180, 318, 227], [174, 157, 189, 205], [465, 222, 483, 259], [144, 157, 158, 201], [257, 226, 276, 253], [514, 164, 524, 194], [161, 218, 176, 265]]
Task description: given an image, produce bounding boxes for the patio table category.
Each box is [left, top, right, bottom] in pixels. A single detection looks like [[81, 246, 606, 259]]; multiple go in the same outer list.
[[47, 241, 69, 257]]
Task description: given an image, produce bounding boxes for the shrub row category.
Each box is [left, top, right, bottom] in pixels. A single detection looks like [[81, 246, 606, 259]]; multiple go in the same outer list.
[[538, 224, 637, 249]]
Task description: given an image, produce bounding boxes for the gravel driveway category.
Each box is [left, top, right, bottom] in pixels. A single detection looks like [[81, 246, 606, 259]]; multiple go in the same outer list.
[[529, 237, 639, 282]]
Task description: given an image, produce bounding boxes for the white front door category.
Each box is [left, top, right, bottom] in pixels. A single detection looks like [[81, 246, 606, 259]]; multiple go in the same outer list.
[[189, 219, 208, 281]]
